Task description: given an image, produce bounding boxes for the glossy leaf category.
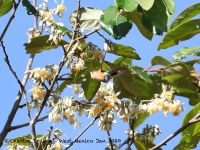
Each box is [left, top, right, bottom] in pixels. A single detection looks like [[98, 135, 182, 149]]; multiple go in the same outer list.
[[173, 46, 200, 60], [70, 7, 103, 30], [106, 43, 140, 60], [174, 103, 200, 150], [128, 10, 153, 40], [113, 57, 132, 66], [81, 71, 101, 101], [131, 67, 152, 83], [114, 0, 138, 12], [158, 19, 200, 50], [57, 25, 72, 39], [141, 0, 168, 34], [151, 56, 171, 66], [138, 0, 154, 11], [24, 35, 68, 54], [162, 0, 175, 15], [100, 14, 132, 39], [103, 6, 118, 24], [55, 79, 73, 94], [0, 0, 13, 17], [170, 3, 200, 29], [162, 63, 200, 103], [22, 0, 39, 16]]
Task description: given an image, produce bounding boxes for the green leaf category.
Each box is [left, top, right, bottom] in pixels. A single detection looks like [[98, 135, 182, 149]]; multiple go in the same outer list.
[[131, 67, 152, 83], [100, 14, 132, 39], [103, 6, 118, 24], [0, 0, 13, 17], [114, 0, 138, 12], [84, 59, 101, 71], [106, 43, 140, 60], [57, 25, 72, 39], [81, 71, 101, 101], [134, 140, 161, 150], [128, 10, 153, 40], [22, 0, 39, 16], [138, 0, 154, 11], [170, 3, 200, 29], [173, 46, 200, 60], [151, 56, 171, 66], [162, 63, 200, 103], [134, 112, 149, 129], [113, 57, 132, 66], [158, 19, 200, 50], [24, 35, 68, 54], [162, 0, 175, 15], [139, 0, 168, 35], [174, 103, 200, 150], [107, 63, 142, 99], [70, 7, 103, 30]]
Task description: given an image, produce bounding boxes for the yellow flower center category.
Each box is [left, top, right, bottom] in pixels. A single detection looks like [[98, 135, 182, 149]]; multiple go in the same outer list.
[[73, 86, 79, 94], [58, 4, 66, 12]]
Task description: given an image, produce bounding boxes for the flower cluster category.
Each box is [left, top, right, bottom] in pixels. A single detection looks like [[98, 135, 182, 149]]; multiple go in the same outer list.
[[27, 64, 58, 84], [140, 90, 184, 116], [126, 124, 161, 143], [48, 96, 81, 129], [27, 0, 67, 45]]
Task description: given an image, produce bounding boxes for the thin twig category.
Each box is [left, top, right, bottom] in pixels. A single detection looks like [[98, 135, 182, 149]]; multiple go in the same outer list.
[[96, 31, 108, 41], [43, 126, 53, 150], [9, 115, 48, 131], [65, 116, 100, 150], [150, 111, 200, 150], [107, 131, 114, 150], [0, 0, 21, 42]]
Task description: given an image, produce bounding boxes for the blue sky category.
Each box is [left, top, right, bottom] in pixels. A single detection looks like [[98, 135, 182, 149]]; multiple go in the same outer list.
[[0, 0, 200, 150]]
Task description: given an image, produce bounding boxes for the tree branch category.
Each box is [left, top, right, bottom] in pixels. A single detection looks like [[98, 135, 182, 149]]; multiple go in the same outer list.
[[150, 111, 200, 150], [0, 0, 21, 42], [65, 116, 100, 150], [107, 131, 114, 150], [9, 115, 48, 131]]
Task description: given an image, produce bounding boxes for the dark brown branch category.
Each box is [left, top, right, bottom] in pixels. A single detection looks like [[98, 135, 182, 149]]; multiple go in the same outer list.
[[65, 116, 100, 150], [96, 31, 108, 41], [9, 115, 48, 131], [150, 111, 200, 150], [107, 131, 114, 150]]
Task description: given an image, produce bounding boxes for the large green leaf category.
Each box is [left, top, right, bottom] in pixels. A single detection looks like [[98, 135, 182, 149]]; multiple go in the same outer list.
[[140, 0, 168, 34], [173, 46, 200, 60], [0, 0, 13, 17], [131, 67, 152, 83], [162, 0, 175, 15], [137, 0, 154, 11], [81, 71, 101, 101], [70, 7, 103, 30], [151, 56, 171, 66], [158, 19, 200, 50], [174, 103, 200, 150], [128, 10, 153, 40], [22, 0, 38, 16], [162, 63, 200, 104], [114, 0, 138, 12], [170, 3, 200, 29], [106, 43, 140, 60], [24, 35, 68, 54], [100, 8, 132, 39]]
